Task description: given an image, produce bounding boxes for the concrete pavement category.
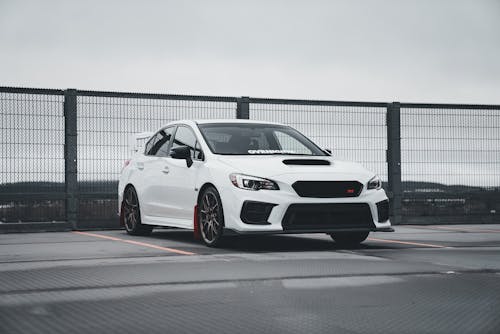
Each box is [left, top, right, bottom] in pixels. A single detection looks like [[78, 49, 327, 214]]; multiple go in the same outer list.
[[1, 225, 499, 333]]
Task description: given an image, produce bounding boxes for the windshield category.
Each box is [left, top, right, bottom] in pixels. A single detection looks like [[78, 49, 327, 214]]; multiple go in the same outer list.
[[197, 123, 328, 156]]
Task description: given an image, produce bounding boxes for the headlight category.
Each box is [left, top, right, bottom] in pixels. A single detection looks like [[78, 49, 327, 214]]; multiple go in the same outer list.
[[367, 175, 382, 190], [229, 173, 279, 191]]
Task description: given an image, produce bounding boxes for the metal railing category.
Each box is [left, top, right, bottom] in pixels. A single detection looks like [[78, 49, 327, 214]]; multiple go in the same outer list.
[[1, 86, 499, 228]]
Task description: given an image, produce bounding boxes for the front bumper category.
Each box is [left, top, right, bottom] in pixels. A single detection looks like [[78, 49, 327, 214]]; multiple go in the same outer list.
[[223, 226, 394, 236], [219, 184, 392, 233]]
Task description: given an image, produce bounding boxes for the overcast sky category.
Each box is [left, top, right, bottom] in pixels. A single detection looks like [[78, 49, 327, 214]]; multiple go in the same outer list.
[[1, 0, 499, 103]]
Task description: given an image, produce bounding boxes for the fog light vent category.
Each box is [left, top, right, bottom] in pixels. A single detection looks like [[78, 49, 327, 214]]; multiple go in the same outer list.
[[376, 200, 389, 222], [240, 201, 277, 225]]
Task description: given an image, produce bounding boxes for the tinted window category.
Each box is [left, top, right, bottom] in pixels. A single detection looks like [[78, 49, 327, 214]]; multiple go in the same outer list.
[[170, 126, 203, 160], [155, 127, 175, 157], [198, 123, 327, 156], [144, 133, 160, 155], [145, 128, 174, 156]]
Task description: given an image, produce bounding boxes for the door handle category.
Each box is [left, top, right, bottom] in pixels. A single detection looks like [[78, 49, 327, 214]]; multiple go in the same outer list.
[[162, 166, 170, 174], [136, 162, 144, 170]]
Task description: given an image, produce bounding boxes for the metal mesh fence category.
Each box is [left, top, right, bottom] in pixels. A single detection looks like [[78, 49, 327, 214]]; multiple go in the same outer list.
[[2, 86, 499, 227], [0, 90, 65, 222], [401, 107, 500, 223], [76, 93, 237, 223], [249, 102, 388, 182]]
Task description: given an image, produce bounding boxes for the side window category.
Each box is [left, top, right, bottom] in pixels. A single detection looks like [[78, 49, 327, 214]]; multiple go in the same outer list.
[[144, 133, 160, 155], [155, 127, 175, 157], [144, 128, 174, 156], [170, 126, 203, 161]]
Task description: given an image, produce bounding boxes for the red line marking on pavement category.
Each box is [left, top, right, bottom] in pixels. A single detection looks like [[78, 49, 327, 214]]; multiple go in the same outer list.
[[73, 231, 196, 255], [367, 237, 447, 248], [410, 225, 500, 234]]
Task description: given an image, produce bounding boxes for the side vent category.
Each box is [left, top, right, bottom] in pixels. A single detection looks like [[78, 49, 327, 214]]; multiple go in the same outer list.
[[282, 159, 331, 166]]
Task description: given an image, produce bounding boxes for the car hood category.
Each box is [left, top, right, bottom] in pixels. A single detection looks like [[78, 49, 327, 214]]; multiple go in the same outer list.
[[215, 155, 375, 183]]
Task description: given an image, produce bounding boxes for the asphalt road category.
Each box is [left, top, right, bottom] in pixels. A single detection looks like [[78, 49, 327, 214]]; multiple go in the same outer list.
[[1, 225, 499, 334]]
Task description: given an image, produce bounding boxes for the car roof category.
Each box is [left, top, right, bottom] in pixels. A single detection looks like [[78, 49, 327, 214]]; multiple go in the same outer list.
[[194, 119, 285, 126], [155, 119, 288, 132]]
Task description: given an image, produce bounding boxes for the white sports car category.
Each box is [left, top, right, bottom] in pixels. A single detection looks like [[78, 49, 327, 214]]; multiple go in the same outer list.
[[118, 120, 393, 247]]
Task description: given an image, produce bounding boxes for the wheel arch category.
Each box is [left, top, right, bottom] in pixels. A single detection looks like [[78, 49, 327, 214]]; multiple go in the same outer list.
[[197, 182, 218, 205]]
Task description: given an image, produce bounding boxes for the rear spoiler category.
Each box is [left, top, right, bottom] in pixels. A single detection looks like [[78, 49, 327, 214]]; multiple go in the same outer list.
[[128, 131, 154, 154]]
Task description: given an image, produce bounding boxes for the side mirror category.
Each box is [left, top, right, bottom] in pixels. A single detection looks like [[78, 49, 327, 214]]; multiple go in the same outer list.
[[324, 148, 332, 155], [170, 146, 193, 167]]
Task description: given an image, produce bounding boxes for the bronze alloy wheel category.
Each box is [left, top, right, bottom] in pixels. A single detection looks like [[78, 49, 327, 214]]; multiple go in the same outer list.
[[123, 186, 153, 236], [199, 186, 224, 246]]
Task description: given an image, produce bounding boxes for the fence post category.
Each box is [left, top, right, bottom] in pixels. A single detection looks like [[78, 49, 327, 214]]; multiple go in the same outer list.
[[387, 102, 402, 225], [236, 96, 250, 119], [64, 89, 78, 229]]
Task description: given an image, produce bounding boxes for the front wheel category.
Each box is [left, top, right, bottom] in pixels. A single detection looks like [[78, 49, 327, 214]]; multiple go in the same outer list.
[[122, 186, 153, 236], [329, 231, 369, 246], [198, 186, 225, 247]]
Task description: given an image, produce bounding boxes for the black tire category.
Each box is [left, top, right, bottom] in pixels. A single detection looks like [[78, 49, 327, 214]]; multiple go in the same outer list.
[[122, 186, 153, 236], [329, 231, 369, 246], [198, 186, 224, 247]]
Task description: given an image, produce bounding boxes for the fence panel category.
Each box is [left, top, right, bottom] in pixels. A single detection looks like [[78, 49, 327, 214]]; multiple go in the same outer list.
[[400, 106, 500, 223], [0, 89, 65, 222], [248, 101, 388, 183], [76, 92, 237, 227]]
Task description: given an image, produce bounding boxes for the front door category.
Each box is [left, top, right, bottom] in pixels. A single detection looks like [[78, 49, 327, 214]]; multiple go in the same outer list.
[[160, 126, 203, 223]]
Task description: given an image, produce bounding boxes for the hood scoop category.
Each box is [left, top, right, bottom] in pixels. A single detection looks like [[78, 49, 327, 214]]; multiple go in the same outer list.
[[282, 159, 331, 166]]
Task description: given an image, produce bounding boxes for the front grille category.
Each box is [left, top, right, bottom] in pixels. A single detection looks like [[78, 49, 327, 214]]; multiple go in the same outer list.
[[376, 200, 389, 222], [282, 203, 375, 230], [240, 201, 277, 225], [292, 181, 363, 198]]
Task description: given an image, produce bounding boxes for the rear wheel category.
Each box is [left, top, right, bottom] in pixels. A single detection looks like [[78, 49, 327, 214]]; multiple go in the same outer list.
[[198, 186, 224, 247], [329, 231, 369, 246], [123, 186, 153, 236]]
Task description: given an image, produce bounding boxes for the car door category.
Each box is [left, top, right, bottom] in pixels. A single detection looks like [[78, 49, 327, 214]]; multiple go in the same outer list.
[[160, 125, 204, 224], [139, 127, 175, 218]]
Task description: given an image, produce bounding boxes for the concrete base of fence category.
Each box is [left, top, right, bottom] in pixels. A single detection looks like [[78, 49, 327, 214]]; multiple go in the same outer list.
[[0, 220, 122, 233], [0, 222, 73, 233]]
